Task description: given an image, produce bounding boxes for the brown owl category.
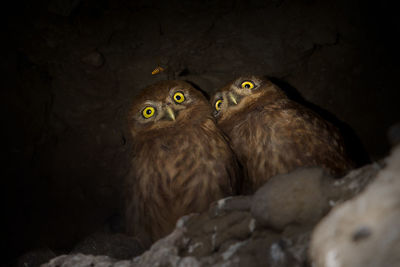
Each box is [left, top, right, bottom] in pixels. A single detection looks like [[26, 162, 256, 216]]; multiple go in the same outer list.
[[125, 80, 239, 246], [211, 75, 354, 194]]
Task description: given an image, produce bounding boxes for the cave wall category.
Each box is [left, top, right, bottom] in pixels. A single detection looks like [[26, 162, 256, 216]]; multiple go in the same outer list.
[[3, 0, 400, 264]]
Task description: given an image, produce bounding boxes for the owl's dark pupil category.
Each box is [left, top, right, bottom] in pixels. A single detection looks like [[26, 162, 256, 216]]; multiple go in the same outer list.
[[176, 95, 181, 100], [245, 84, 250, 88], [217, 101, 221, 108], [146, 109, 152, 115]]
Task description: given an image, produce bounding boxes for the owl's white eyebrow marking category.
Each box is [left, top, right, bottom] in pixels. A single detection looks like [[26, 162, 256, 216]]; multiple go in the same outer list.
[[140, 101, 159, 114], [213, 92, 222, 100], [169, 86, 188, 96], [170, 85, 185, 91], [143, 100, 156, 105]]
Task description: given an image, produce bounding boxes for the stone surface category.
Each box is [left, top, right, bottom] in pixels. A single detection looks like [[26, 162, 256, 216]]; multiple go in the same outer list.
[[72, 232, 145, 260], [43, 254, 120, 267], [251, 168, 331, 230], [310, 145, 400, 267], [250, 164, 381, 231], [42, 154, 386, 267], [16, 247, 56, 267]]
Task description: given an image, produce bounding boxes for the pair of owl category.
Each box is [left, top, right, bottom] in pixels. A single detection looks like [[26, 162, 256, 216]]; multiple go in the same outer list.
[[125, 75, 353, 246]]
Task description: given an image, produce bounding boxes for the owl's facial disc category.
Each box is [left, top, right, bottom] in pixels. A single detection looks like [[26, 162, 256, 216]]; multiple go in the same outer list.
[[228, 78, 262, 104], [212, 77, 265, 121], [137, 89, 194, 127], [164, 88, 193, 121], [213, 80, 256, 114], [226, 79, 258, 107], [212, 91, 241, 118], [129, 80, 212, 137]]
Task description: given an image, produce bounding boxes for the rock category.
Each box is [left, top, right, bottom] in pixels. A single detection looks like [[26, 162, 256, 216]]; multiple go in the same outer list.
[[250, 162, 381, 232], [42, 155, 385, 267], [72, 232, 145, 260], [209, 196, 252, 216], [42, 254, 121, 267], [131, 227, 189, 267], [279, 231, 311, 265], [310, 145, 400, 267], [251, 168, 332, 230], [325, 162, 381, 207], [183, 210, 256, 257], [16, 247, 56, 267]]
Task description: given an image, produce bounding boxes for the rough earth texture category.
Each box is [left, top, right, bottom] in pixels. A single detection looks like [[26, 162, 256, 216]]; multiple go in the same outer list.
[[42, 152, 391, 267]]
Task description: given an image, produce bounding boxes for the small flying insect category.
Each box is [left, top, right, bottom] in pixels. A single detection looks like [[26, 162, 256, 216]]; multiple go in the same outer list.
[[152, 66, 165, 75]]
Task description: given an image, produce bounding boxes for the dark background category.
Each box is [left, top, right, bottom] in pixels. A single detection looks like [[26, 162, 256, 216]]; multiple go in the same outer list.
[[3, 0, 400, 265]]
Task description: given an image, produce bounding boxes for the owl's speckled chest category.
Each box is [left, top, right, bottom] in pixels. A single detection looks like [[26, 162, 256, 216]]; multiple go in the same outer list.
[[221, 108, 274, 191], [133, 122, 227, 194], [126, 118, 237, 243]]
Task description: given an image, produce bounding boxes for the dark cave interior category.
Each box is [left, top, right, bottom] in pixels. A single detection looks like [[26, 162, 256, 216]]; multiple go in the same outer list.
[[3, 0, 400, 265]]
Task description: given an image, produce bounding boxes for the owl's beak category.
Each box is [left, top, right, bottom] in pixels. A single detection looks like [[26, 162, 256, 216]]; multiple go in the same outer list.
[[228, 92, 238, 105], [165, 106, 176, 121]]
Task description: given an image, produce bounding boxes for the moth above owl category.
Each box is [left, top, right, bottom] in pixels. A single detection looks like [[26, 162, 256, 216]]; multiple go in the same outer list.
[[211, 75, 354, 193]]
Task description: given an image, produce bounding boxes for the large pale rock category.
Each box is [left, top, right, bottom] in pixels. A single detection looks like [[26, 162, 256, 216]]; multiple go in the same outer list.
[[250, 164, 380, 231], [251, 168, 332, 230], [310, 145, 400, 267]]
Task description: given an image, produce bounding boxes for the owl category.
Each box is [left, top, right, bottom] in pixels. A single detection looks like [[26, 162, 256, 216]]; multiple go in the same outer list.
[[125, 80, 239, 246], [211, 75, 354, 194]]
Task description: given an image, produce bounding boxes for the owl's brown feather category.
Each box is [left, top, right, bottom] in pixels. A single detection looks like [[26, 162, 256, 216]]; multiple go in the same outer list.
[[212, 76, 353, 193], [125, 80, 239, 246]]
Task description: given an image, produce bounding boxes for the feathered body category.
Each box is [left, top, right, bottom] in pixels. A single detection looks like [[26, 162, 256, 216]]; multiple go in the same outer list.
[[126, 80, 239, 246], [212, 76, 353, 193]]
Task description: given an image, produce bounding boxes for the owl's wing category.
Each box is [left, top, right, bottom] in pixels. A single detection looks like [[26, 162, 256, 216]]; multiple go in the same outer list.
[[263, 102, 353, 176], [123, 166, 153, 247], [218, 131, 243, 195], [199, 118, 242, 196]]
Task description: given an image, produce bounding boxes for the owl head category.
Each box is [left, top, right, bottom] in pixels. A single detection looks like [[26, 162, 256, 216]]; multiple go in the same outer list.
[[211, 75, 286, 123], [128, 80, 210, 137]]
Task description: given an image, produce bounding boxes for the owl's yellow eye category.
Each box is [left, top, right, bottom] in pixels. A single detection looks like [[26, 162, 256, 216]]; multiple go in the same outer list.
[[241, 81, 255, 89], [215, 99, 223, 111], [173, 91, 185, 103], [142, 106, 155, 119]]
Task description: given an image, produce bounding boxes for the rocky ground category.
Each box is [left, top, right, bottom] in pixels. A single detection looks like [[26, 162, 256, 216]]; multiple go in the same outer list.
[[38, 145, 399, 267], [4, 0, 400, 266]]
